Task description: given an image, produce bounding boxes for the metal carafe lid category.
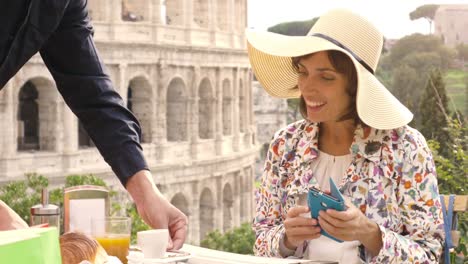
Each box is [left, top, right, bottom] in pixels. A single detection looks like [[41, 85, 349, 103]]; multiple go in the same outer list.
[[30, 188, 60, 215]]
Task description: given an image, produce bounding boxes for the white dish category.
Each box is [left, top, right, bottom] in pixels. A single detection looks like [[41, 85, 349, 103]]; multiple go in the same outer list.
[[127, 250, 191, 264]]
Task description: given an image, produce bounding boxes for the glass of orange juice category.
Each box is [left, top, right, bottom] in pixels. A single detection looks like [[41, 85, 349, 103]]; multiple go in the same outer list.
[[91, 217, 131, 264]]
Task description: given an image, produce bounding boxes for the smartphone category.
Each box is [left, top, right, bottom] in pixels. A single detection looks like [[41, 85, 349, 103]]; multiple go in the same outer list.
[[307, 178, 346, 243]]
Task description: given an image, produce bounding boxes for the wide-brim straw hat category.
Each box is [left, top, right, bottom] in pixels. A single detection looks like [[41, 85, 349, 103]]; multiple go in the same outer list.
[[246, 9, 413, 129]]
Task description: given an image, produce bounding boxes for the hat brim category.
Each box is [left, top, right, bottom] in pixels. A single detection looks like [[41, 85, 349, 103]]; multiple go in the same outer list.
[[246, 29, 413, 129]]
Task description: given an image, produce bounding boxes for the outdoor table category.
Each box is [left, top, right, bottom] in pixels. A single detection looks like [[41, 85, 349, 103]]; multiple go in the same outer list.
[[180, 244, 338, 264]]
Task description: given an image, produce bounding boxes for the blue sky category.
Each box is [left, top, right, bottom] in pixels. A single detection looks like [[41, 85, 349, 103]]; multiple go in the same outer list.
[[247, 0, 468, 39]]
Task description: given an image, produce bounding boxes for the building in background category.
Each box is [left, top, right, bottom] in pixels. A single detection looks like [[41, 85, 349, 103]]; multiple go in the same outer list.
[[0, 0, 257, 245], [434, 4, 468, 47], [252, 81, 288, 180]]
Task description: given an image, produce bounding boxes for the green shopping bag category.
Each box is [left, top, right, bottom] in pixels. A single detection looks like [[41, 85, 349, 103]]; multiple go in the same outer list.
[[0, 227, 61, 264]]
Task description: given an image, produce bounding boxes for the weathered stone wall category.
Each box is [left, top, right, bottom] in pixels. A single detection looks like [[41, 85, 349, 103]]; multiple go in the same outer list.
[[0, 0, 255, 244]]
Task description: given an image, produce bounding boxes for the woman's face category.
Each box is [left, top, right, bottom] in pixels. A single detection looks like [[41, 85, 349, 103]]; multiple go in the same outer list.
[[297, 51, 352, 123]]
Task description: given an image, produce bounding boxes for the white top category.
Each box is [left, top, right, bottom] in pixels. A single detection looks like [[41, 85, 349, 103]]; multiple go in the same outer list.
[[310, 151, 352, 193], [280, 151, 361, 264]]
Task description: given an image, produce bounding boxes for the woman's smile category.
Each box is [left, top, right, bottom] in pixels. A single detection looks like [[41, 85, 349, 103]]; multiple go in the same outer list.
[[305, 100, 327, 113]]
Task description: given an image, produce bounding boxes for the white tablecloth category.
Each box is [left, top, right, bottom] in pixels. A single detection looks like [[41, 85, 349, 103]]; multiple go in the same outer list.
[[181, 244, 337, 264]]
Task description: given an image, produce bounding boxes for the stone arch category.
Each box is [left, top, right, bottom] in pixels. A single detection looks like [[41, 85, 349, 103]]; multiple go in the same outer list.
[[199, 188, 214, 241], [17, 78, 58, 151], [122, 0, 148, 22], [170, 192, 190, 216], [198, 78, 214, 139], [223, 183, 233, 232], [216, 0, 229, 31], [171, 193, 190, 236], [240, 168, 251, 221], [164, 0, 183, 25], [222, 79, 232, 136], [238, 79, 245, 133], [166, 77, 188, 142], [17, 81, 39, 151], [87, 0, 108, 21], [193, 0, 209, 28], [78, 120, 94, 148], [127, 76, 153, 143]]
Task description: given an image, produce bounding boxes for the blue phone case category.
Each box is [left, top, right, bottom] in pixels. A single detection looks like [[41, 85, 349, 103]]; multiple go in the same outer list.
[[307, 178, 346, 243]]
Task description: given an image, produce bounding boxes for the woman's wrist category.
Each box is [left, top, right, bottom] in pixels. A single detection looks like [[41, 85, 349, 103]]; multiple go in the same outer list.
[[358, 219, 383, 257], [283, 234, 298, 250]]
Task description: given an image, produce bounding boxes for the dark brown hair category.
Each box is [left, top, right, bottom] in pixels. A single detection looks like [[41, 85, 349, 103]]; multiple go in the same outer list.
[[292, 50, 366, 126]]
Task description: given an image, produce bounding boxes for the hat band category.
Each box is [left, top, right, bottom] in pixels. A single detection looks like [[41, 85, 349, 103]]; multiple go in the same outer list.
[[311, 33, 374, 74]]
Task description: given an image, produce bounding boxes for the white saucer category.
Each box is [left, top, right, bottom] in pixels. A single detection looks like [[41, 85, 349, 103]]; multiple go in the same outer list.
[[127, 250, 191, 264]]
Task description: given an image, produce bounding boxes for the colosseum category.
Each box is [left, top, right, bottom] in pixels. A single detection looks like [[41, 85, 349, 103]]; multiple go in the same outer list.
[[0, 0, 257, 244]]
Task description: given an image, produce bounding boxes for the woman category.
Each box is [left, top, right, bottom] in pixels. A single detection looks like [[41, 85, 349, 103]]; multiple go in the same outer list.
[[248, 9, 444, 263]]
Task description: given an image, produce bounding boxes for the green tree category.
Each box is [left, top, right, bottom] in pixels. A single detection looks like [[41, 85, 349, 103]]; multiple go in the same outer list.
[[267, 18, 318, 36], [409, 5, 439, 34], [456, 44, 468, 61], [428, 117, 467, 262], [287, 98, 301, 123], [430, 120, 467, 195], [126, 204, 150, 244], [0, 173, 48, 224], [381, 33, 456, 128], [200, 223, 256, 254], [466, 75, 468, 117], [400, 52, 442, 73], [390, 64, 421, 126], [64, 174, 107, 187], [419, 69, 451, 156], [376, 57, 393, 87], [385, 34, 454, 70], [456, 44, 468, 71]]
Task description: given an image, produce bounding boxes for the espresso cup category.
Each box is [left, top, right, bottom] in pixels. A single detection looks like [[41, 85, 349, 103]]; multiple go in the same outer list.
[[137, 229, 169, 259]]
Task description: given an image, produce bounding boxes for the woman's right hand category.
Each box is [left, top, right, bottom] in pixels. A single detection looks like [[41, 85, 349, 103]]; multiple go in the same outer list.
[[284, 206, 321, 250]]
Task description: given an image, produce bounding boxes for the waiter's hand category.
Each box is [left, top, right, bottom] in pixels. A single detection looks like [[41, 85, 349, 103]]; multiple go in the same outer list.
[[126, 170, 188, 249]]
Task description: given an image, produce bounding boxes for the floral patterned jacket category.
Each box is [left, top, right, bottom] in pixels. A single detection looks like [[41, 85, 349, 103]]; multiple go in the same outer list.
[[253, 120, 444, 263]]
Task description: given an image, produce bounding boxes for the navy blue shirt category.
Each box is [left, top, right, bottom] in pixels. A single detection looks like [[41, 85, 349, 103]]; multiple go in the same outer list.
[[0, 0, 149, 186]]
